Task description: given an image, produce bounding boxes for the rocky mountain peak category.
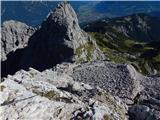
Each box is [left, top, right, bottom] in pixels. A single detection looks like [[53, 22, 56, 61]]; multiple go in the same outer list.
[[19, 2, 105, 66], [40, 2, 88, 49], [46, 2, 79, 28], [2, 2, 105, 77]]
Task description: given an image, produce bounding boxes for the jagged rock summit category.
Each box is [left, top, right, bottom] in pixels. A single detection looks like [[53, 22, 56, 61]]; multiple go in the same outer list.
[[19, 2, 104, 69], [38, 2, 104, 61], [1, 2, 104, 76], [44, 2, 86, 49]]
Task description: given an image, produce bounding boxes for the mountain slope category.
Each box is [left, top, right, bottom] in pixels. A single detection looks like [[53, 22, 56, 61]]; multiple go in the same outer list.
[[84, 13, 160, 42], [84, 14, 160, 75], [0, 64, 128, 120], [94, 1, 160, 17], [1, 2, 160, 120]]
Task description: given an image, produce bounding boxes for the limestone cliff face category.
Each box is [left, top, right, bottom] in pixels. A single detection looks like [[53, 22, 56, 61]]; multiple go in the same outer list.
[[44, 2, 87, 49], [45, 2, 104, 61], [19, 2, 105, 70], [1, 20, 35, 61], [2, 2, 105, 76]]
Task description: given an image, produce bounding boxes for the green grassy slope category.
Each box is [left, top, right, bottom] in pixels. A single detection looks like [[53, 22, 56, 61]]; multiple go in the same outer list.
[[84, 14, 160, 75]]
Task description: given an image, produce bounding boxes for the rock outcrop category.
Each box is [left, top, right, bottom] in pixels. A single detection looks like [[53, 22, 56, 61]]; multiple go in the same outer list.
[[71, 61, 144, 101], [1, 60, 160, 119], [1, 2, 105, 77], [1, 20, 35, 61], [70, 61, 160, 120], [19, 2, 104, 68], [0, 67, 127, 120], [52, 61, 160, 119]]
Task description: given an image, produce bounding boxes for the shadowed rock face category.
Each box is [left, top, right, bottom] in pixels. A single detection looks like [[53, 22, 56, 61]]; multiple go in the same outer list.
[[21, 2, 104, 64], [1, 2, 104, 77], [18, 2, 84, 68]]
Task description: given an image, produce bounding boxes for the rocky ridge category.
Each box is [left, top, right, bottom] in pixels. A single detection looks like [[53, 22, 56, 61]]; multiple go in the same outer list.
[[1, 20, 35, 61], [84, 13, 160, 42], [1, 61, 160, 119], [113, 14, 160, 42], [0, 66, 127, 120]]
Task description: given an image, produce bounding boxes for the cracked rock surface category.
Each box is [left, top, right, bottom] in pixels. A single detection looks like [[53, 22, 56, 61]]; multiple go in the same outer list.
[[1, 20, 35, 61], [0, 67, 127, 120], [53, 61, 160, 119], [1, 61, 160, 119]]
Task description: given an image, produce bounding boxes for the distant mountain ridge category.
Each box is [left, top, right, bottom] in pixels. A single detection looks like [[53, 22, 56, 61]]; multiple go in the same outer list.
[[84, 13, 160, 75], [2, 1, 160, 26], [85, 13, 160, 42], [94, 1, 160, 17], [149, 11, 160, 17], [1, 1, 98, 26]]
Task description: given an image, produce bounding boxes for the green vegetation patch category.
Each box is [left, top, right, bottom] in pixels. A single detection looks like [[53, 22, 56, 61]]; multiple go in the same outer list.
[[90, 32, 129, 63], [0, 85, 6, 92], [78, 6, 92, 16], [153, 55, 160, 62], [89, 31, 160, 75], [124, 39, 135, 48], [75, 42, 95, 61], [103, 114, 113, 120], [33, 90, 57, 100]]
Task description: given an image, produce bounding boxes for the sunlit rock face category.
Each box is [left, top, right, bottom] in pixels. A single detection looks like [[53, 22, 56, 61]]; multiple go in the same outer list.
[[1, 60, 160, 120], [0, 66, 127, 120], [1, 20, 35, 61]]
